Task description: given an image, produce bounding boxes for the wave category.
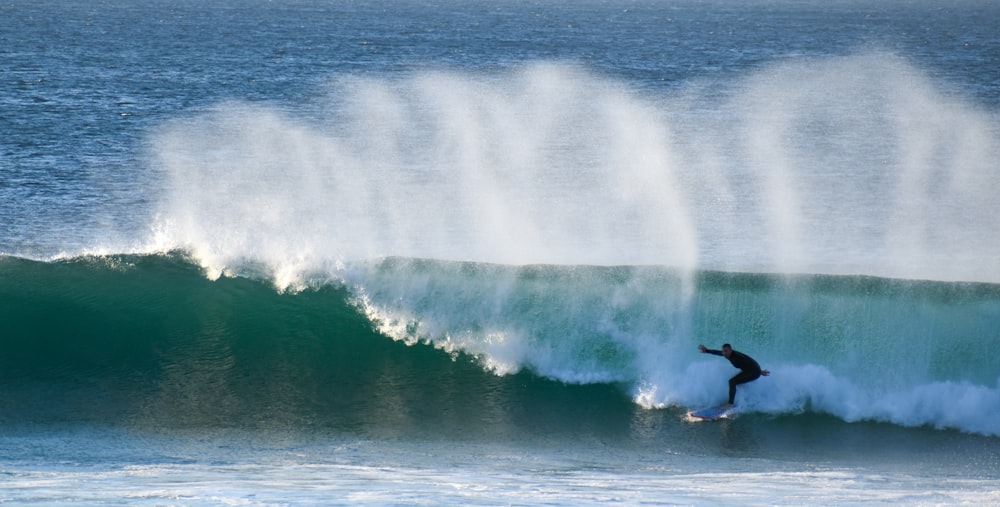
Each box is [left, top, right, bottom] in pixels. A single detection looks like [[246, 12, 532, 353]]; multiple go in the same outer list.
[[0, 253, 630, 435], [5, 53, 1000, 438], [2, 253, 998, 437], [349, 256, 1000, 436]]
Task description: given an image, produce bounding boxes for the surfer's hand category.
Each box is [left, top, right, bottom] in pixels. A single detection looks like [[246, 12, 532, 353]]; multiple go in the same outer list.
[[698, 344, 707, 353], [761, 370, 770, 376]]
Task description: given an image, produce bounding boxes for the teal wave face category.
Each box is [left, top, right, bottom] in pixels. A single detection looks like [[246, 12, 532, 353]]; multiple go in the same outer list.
[[0, 254, 633, 436], [350, 258, 1000, 384], [345, 257, 1000, 435], [0, 254, 374, 425], [2, 254, 999, 436]]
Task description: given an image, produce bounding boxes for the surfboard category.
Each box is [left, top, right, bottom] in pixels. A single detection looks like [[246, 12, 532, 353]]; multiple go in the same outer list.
[[685, 405, 734, 421]]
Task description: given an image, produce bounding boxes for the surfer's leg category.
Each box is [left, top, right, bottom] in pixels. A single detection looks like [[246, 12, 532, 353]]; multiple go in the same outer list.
[[728, 370, 761, 405]]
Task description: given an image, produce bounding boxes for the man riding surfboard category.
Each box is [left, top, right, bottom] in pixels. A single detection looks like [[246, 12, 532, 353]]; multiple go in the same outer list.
[[698, 343, 770, 408]]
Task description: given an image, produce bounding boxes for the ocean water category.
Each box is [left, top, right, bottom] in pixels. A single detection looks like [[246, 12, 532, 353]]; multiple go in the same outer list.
[[2, 0, 1000, 504]]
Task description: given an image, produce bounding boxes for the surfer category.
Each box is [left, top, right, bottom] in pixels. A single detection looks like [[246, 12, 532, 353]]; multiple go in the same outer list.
[[698, 343, 770, 408]]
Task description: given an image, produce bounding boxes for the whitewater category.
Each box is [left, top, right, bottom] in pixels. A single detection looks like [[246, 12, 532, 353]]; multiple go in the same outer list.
[[2, 0, 999, 505]]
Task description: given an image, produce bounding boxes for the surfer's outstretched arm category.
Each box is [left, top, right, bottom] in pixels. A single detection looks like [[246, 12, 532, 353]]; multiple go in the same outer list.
[[698, 344, 723, 356]]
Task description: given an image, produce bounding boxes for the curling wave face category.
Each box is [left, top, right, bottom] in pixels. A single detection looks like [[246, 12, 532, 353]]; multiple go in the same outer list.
[[2, 254, 997, 436]]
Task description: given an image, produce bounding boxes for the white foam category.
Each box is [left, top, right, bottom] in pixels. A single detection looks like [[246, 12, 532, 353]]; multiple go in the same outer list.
[[636, 362, 1000, 436], [6, 452, 999, 506]]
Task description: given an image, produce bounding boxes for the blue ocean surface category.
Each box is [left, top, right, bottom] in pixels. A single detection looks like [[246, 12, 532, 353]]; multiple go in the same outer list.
[[2, 0, 1000, 504]]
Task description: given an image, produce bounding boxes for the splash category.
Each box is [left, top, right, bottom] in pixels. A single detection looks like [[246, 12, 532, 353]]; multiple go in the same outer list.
[[150, 54, 999, 287]]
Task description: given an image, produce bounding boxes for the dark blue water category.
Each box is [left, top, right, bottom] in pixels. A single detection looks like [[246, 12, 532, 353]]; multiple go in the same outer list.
[[2, 0, 999, 504]]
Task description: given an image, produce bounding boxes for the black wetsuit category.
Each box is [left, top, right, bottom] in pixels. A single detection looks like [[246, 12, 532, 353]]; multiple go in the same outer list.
[[703, 348, 762, 405]]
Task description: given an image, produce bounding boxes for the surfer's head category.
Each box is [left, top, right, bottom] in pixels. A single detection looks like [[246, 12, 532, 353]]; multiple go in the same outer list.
[[721, 343, 733, 358]]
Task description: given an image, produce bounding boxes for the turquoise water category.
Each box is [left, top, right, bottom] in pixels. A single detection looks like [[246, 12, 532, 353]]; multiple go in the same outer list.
[[1, 254, 998, 503], [3, 253, 997, 433], [2, 0, 1000, 504]]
